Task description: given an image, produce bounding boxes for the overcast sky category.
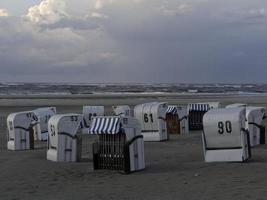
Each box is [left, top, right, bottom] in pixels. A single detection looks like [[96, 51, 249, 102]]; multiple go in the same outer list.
[[0, 0, 266, 83]]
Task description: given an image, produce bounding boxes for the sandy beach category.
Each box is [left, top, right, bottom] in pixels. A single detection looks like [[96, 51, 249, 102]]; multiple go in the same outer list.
[[1, 94, 267, 200]]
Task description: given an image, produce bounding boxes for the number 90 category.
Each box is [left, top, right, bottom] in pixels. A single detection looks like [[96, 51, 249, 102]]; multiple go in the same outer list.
[[218, 121, 232, 134]]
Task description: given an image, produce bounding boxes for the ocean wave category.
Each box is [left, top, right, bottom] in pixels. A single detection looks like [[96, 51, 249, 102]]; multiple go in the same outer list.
[[0, 82, 265, 95]]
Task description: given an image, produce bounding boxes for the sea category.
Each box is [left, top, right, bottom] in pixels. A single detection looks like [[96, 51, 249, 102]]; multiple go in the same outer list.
[[0, 82, 267, 96]]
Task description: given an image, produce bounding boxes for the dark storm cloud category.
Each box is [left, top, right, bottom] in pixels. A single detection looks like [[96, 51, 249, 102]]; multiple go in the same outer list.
[[95, 0, 267, 83]]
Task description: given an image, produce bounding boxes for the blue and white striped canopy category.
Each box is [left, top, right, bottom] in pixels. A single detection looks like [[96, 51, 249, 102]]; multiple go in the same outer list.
[[89, 117, 121, 134], [189, 103, 210, 111], [166, 106, 178, 114]]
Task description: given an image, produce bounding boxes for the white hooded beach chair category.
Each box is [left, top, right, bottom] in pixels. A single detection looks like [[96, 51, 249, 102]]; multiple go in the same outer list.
[[188, 102, 221, 130], [47, 114, 83, 162], [177, 106, 189, 134], [7, 111, 39, 150], [202, 107, 251, 162], [246, 106, 266, 147], [89, 116, 145, 173], [32, 107, 56, 141], [82, 106, 104, 129], [226, 104, 266, 147], [134, 102, 168, 141], [166, 105, 189, 135], [113, 105, 132, 117]]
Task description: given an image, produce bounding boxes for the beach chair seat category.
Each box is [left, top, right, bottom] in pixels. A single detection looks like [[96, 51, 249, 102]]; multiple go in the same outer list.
[[47, 114, 83, 162], [202, 107, 250, 162], [89, 116, 145, 173], [246, 106, 266, 147], [134, 102, 168, 141], [33, 107, 56, 141], [113, 105, 132, 117], [7, 111, 38, 150], [166, 105, 189, 134], [188, 102, 221, 131], [81, 106, 104, 133], [225, 104, 266, 146]]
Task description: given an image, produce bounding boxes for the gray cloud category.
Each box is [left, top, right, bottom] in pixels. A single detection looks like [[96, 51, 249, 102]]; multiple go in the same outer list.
[[0, 16, 122, 82], [0, 0, 267, 83]]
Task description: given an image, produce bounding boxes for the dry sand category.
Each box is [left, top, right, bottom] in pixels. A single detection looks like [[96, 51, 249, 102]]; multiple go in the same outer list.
[[1, 94, 267, 200]]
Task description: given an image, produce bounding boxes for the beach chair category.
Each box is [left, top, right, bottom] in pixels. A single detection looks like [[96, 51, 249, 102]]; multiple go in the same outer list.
[[32, 107, 56, 141], [134, 102, 168, 141], [7, 111, 38, 150], [226, 104, 266, 146], [188, 102, 221, 130], [177, 106, 189, 134], [82, 106, 104, 130], [113, 105, 132, 117], [47, 114, 83, 162], [89, 116, 145, 173], [202, 107, 251, 162], [246, 106, 266, 147], [166, 105, 189, 134]]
